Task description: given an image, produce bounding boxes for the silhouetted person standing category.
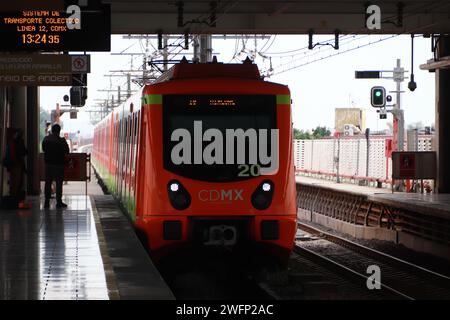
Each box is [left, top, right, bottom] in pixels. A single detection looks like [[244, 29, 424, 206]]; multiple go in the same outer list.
[[42, 124, 69, 209], [9, 129, 27, 201]]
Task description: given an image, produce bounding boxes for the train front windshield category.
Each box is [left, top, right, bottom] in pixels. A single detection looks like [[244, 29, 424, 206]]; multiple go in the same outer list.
[[163, 95, 278, 182]]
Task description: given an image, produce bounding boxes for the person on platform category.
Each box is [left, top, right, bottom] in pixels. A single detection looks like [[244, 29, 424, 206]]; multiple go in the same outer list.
[[42, 124, 69, 209], [45, 121, 51, 136], [9, 128, 27, 201], [3, 128, 27, 206]]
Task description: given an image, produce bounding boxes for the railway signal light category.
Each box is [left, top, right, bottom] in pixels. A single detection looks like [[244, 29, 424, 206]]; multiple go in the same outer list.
[[70, 86, 88, 107], [80, 87, 88, 106], [371, 86, 386, 108]]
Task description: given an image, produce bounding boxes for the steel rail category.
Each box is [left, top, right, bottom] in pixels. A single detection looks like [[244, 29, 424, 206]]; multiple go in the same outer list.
[[293, 245, 414, 300], [297, 221, 450, 286]]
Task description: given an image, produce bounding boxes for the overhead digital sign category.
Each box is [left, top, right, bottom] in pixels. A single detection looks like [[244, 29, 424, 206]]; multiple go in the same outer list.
[[0, 2, 110, 52]]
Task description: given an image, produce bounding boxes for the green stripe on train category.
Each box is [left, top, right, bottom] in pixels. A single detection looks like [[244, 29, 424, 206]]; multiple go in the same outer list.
[[142, 94, 162, 105], [276, 95, 290, 105]]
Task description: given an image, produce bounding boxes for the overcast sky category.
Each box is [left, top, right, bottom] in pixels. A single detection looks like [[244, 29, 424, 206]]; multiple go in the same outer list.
[[40, 34, 436, 137]]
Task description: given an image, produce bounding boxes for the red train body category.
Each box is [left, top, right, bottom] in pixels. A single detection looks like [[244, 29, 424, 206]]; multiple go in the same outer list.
[[93, 60, 297, 261]]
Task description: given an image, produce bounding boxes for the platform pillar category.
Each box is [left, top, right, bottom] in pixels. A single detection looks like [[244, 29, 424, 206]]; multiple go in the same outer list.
[[435, 35, 450, 193], [27, 87, 40, 195], [9, 86, 40, 196], [10, 87, 27, 131]]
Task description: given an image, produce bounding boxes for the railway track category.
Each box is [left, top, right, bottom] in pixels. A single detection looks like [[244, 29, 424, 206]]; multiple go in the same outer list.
[[156, 247, 275, 300], [295, 221, 450, 300]]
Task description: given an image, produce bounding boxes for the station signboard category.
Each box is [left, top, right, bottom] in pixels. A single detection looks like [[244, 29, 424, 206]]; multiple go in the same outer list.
[[63, 153, 87, 182], [0, 1, 110, 52], [39, 153, 88, 182], [392, 151, 437, 180], [0, 54, 89, 86]]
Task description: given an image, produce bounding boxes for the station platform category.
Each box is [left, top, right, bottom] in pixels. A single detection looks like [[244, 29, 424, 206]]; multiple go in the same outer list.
[[296, 175, 450, 218], [368, 193, 450, 220], [296, 175, 392, 196], [0, 180, 174, 300]]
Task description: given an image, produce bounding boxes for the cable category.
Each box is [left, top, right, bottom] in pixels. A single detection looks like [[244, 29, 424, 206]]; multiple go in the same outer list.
[[271, 35, 399, 76]]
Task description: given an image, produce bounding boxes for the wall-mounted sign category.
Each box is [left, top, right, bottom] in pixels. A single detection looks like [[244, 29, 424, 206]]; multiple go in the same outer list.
[[0, 54, 89, 86], [392, 151, 437, 179], [39, 153, 88, 182], [0, 1, 110, 52], [0, 54, 90, 74]]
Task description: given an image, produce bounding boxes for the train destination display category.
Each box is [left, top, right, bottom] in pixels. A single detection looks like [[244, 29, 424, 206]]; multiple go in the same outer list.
[[0, 3, 110, 52]]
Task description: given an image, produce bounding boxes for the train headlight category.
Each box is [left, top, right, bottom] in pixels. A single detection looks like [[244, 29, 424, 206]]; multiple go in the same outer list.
[[167, 180, 191, 210], [251, 180, 274, 210], [170, 183, 179, 192], [262, 183, 271, 192]]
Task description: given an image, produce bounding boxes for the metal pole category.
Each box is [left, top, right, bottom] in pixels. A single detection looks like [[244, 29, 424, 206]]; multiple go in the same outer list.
[[365, 128, 370, 184], [193, 36, 200, 62], [127, 73, 131, 98], [0, 87, 7, 198], [356, 139, 360, 176], [393, 59, 405, 191], [395, 59, 405, 151], [200, 34, 212, 63], [163, 35, 168, 72], [336, 136, 340, 183]]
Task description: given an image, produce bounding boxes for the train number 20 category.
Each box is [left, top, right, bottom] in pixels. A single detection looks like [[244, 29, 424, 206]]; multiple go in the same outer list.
[[238, 164, 260, 177]]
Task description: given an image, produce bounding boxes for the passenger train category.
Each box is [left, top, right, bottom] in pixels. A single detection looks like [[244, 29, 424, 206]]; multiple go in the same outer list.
[[92, 58, 297, 261]]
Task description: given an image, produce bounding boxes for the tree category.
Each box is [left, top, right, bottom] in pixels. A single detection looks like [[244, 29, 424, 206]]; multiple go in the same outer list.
[[312, 126, 331, 138], [407, 121, 424, 130], [293, 128, 311, 140]]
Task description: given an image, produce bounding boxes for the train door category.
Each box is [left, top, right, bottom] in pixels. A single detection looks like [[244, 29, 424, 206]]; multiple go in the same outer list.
[[120, 118, 126, 200], [113, 115, 119, 191], [120, 117, 129, 201], [130, 112, 137, 202], [127, 114, 134, 209], [136, 108, 147, 215], [125, 115, 131, 204], [133, 110, 141, 218], [117, 118, 124, 199]]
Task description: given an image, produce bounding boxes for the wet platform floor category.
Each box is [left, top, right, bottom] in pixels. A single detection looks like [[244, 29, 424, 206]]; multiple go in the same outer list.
[[0, 182, 174, 300], [0, 196, 109, 299]]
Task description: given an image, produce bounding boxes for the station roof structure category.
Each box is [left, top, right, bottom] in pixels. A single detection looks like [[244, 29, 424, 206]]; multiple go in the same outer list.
[[105, 0, 450, 35]]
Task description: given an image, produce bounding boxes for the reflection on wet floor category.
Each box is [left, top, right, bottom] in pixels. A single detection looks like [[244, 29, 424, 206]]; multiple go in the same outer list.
[[0, 196, 109, 300]]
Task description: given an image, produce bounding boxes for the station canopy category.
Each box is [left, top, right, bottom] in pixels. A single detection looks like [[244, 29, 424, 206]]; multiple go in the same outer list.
[[106, 0, 450, 35]]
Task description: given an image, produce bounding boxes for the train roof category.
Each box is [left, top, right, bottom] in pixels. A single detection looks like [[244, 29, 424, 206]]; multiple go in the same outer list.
[[153, 57, 261, 84]]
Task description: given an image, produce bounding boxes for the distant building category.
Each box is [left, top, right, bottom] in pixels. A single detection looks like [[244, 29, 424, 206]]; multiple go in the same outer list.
[[335, 108, 366, 134]]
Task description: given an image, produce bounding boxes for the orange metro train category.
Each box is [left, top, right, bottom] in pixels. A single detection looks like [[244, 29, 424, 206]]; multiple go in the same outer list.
[[92, 59, 297, 261]]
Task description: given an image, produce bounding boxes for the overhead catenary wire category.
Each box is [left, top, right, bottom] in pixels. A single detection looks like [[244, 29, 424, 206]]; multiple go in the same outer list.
[[270, 35, 400, 76]]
